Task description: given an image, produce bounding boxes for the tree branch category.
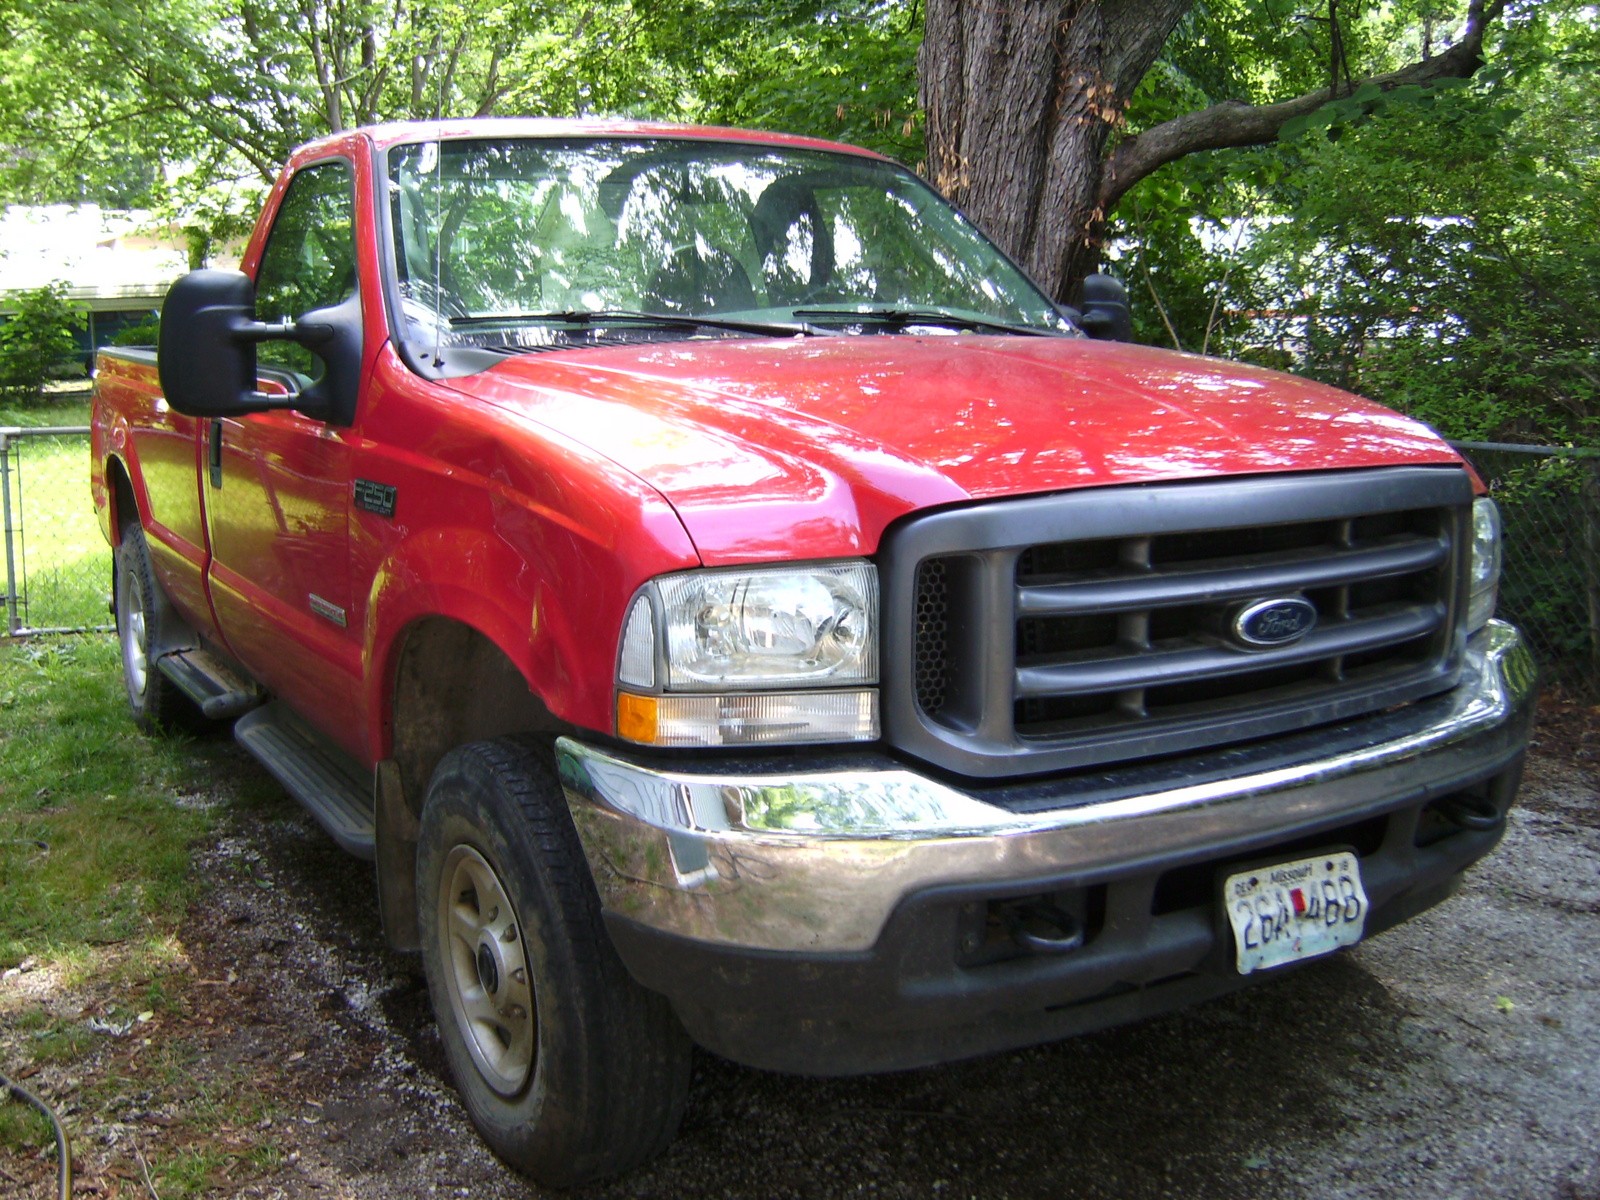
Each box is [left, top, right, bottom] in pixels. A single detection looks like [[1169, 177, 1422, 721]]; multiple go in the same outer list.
[[473, 45, 507, 118], [1099, 0, 1507, 212]]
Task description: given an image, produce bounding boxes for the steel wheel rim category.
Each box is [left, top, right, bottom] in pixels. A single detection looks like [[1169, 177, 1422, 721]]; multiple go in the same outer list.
[[119, 563, 149, 699], [437, 843, 536, 1097]]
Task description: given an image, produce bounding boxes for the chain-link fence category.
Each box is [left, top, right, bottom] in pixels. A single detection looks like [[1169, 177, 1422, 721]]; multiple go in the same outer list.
[[1450, 441, 1600, 701], [1, 425, 112, 636]]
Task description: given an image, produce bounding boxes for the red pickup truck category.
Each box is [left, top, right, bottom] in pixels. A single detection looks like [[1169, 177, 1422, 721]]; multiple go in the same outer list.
[[91, 119, 1535, 1184]]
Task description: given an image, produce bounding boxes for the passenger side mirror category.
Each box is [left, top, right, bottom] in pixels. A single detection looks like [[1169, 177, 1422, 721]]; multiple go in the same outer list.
[[1072, 273, 1133, 343], [158, 269, 358, 424]]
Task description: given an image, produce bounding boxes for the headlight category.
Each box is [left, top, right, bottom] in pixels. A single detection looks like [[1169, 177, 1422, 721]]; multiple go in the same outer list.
[[615, 562, 879, 746], [1466, 497, 1502, 633]]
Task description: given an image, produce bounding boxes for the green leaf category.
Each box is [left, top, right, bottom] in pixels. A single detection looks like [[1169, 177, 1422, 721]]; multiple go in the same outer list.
[[1278, 113, 1313, 142]]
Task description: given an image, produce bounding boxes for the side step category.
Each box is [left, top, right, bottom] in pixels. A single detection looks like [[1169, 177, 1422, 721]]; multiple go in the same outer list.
[[235, 702, 376, 859], [155, 647, 265, 720]]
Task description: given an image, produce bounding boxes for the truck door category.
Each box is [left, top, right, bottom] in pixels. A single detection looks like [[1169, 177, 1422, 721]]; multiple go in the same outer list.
[[203, 159, 362, 746]]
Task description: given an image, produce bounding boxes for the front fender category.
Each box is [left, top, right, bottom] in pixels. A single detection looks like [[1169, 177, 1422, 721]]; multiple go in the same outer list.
[[361, 504, 698, 762]]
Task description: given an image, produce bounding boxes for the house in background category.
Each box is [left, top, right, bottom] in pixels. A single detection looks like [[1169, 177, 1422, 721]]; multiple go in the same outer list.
[[0, 205, 190, 371]]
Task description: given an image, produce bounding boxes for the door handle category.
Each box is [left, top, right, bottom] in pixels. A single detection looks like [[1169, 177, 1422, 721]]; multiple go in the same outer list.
[[209, 419, 223, 489]]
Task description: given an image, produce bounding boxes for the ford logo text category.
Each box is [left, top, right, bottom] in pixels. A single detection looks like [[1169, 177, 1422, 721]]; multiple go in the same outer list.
[[1232, 597, 1318, 648]]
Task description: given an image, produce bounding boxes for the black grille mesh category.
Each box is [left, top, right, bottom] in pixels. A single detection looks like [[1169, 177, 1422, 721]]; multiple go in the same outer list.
[[914, 558, 952, 715]]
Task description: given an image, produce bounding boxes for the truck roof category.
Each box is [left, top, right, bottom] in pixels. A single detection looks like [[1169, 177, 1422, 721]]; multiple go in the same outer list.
[[292, 117, 892, 163]]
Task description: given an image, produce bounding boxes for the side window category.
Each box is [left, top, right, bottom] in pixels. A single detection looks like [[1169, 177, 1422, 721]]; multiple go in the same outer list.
[[254, 161, 356, 378]]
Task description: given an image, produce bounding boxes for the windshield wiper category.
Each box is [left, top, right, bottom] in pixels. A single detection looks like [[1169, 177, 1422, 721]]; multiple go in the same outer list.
[[791, 305, 1062, 336], [446, 309, 826, 338]]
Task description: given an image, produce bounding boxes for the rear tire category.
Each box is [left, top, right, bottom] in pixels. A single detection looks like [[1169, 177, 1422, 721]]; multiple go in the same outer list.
[[114, 524, 189, 732], [417, 736, 691, 1186]]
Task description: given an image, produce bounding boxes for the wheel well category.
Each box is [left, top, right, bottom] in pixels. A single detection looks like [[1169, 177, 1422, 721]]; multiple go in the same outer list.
[[107, 457, 137, 539], [389, 618, 561, 814]]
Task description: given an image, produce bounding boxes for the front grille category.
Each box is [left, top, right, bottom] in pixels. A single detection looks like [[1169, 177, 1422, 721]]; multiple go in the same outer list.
[[880, 468, 1473, 779], [1011, 505, 1447, 737]]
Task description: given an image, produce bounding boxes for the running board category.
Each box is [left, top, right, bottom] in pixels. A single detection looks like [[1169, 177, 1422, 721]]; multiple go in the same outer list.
[[235, 702, 376, 859], [155, 648, 264, 720]]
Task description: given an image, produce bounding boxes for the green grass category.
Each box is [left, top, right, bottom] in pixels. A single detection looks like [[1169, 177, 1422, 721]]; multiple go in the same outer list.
[[0, 392, 91, 430], [154, 1146, 234, 1199], [22, 1017, 99, 1065], [0, 636, 210, 968], [0, 1099, 52, 1153], [73, 1041, 292, 1198]]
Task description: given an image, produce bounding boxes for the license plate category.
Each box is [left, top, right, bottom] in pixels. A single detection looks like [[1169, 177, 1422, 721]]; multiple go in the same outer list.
[[1224, 851, 1369, 974]]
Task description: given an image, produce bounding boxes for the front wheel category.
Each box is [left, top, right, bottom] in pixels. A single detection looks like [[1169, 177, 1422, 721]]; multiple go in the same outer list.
[[416, 737, 691, 1186]]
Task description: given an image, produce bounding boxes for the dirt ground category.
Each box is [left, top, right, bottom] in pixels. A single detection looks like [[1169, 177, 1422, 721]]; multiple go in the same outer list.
[[8, 705, 1600, 1199]]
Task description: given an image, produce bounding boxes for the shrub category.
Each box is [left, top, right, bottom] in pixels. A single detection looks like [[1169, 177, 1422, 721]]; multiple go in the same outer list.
[[111, 315, 161, 347], [0, 283, 83, 405]]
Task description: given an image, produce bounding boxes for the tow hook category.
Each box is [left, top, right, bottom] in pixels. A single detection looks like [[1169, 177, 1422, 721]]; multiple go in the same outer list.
[[1435, 794, 1504, 833], [1000, 899, 1085, 954]]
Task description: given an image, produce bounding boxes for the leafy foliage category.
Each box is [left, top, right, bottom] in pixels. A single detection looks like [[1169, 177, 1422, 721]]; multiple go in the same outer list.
[[0, 284, 82, 406], [110, 316, 162, 348], [0, 0, 920, 255], [639, 1, 923, 162], [1479, 452, 1600, 675], [1107, 1, 1598, 445], [1235, 5, 1600, 442]]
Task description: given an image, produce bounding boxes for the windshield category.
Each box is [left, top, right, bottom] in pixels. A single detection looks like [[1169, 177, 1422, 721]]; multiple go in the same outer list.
[[385, 137, 1070, 360]]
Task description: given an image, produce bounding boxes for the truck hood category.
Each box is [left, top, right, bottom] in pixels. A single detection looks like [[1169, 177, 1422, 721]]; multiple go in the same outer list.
[[449, 334, 1461, 565]]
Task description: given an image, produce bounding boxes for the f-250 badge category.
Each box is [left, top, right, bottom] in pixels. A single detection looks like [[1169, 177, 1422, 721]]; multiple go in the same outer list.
[[354, 478, 397, 518]]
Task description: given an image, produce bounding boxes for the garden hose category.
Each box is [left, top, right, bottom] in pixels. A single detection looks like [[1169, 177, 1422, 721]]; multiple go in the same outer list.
[[0, 1067, 71, 1200]]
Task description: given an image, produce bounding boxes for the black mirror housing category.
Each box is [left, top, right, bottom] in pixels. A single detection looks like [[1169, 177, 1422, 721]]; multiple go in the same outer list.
[[1075, 273, 1133, 343], [159, 270, 268, 418], [158, 269, 358, 423]]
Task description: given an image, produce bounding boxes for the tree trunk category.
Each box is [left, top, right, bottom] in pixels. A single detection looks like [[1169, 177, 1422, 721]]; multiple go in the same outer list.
[[919, 0, 1507, 303], [919, 0, 1189, 301]]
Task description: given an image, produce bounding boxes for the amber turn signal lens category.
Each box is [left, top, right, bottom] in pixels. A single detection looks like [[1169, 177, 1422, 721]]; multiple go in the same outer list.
[[616, 692, 660, 744]]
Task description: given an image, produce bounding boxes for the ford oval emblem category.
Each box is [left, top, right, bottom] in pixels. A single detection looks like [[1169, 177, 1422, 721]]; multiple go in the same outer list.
[[1233, 597, 1318, 648]]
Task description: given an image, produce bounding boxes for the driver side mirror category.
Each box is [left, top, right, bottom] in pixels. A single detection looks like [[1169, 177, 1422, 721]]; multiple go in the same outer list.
[[158, 269, 361, 424]]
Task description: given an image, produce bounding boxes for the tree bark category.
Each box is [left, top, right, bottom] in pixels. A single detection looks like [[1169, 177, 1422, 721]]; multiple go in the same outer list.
[[919, 0, 1507, 302], [919, 0, 1188, 299]]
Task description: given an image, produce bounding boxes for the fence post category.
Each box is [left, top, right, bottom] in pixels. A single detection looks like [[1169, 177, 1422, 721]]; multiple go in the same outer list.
[[1585, 458, 1600, 677], [0, 429, 18, 635]]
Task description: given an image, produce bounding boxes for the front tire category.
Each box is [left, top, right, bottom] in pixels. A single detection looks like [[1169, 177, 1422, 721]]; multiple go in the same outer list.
[[114, 523, 188, 732], [417, 737, 691, 1186]]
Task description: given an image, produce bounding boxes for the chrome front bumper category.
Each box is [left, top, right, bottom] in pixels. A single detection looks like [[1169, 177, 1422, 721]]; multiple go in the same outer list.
[[556, 622, 1536, 957]]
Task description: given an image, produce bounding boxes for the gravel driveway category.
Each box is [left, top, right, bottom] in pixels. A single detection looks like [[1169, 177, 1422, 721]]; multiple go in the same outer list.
[[147, 732, 1596, 1200]]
